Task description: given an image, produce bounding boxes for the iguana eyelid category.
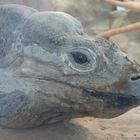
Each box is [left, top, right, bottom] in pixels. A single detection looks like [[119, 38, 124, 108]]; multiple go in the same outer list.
[[62, 47, 97, 72]]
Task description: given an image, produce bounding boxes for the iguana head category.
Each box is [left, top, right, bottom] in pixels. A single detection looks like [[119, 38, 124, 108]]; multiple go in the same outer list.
[[0, 5, 139, 128]]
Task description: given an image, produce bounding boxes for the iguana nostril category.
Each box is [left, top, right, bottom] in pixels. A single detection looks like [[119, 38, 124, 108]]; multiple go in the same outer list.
[[131, 74, 140, 81]]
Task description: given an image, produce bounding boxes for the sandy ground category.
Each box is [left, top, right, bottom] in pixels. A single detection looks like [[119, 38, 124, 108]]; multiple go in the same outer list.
[[0, 107, 139, 140]]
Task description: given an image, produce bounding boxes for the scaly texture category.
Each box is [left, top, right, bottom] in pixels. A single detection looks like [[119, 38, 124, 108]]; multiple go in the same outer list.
[[0, 4, 139, 128]]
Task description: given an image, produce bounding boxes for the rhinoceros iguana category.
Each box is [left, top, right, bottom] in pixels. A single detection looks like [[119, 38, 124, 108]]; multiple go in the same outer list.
[[0, 4, 139, 128]]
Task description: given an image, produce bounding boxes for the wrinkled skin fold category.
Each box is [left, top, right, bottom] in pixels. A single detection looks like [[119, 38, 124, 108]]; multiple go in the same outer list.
[[0, 4, 139, 128]]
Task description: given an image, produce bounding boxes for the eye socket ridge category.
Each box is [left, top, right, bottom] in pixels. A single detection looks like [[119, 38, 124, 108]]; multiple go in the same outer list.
[[70, 51, 90, 65], [63, 47, 97, 72]]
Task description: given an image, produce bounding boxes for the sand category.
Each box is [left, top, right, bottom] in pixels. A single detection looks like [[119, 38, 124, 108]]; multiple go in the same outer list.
[[0, 107, 139, 140]]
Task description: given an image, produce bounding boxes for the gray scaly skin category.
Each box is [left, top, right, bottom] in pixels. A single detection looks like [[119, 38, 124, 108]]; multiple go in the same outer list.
[[0, 4, 140, 128]]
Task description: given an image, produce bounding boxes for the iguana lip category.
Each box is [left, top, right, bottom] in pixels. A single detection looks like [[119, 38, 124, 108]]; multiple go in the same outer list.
[[82, 89, 140, 118], [83, 89, 140, 103]]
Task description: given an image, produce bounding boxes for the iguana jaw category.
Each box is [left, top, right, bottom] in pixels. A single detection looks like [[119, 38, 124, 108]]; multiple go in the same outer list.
[[81, 89, 140, 118], [23, 73, 140, 119]]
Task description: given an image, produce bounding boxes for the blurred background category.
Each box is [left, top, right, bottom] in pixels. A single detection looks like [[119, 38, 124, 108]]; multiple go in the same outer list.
[[0, 0, 139, 140], [0, 0, 139, 64]]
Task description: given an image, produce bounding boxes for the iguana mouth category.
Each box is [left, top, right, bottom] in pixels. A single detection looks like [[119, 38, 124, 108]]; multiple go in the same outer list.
[[83, 89, 140, 103], [81, 89, 140, 118], [21, 75, 140, 103], [22, 74, 140, 102]]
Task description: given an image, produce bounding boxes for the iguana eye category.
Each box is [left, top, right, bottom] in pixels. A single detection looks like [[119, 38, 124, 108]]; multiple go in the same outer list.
[[70, 52, 89, 64], [62, 47, 97, 72]]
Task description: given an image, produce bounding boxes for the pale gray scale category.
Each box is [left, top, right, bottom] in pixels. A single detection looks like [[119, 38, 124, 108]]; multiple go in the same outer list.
[[0, 69, 37, 94], [0, 90, 30, 118], [0, 5, 37, 68]]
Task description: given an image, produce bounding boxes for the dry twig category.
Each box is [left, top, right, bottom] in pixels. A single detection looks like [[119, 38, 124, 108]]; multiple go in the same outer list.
[[99, 0, 140, 38], [104, 0, 140, 12], [99, 22, 140, 38]]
